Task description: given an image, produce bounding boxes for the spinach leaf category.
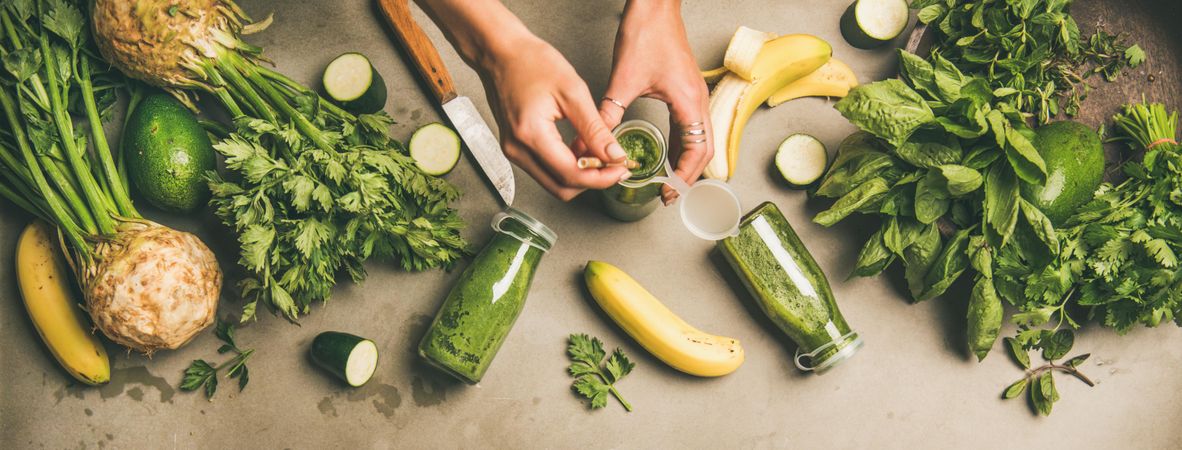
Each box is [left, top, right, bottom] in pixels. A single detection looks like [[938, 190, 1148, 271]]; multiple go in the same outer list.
[[984, 163, 1020, 247], [814, 178, 890, 227], [836, 80, 934, 147]]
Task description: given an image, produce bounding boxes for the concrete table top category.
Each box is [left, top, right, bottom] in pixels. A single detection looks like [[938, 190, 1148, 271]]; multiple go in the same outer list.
[[2, 1, 1180, 448]]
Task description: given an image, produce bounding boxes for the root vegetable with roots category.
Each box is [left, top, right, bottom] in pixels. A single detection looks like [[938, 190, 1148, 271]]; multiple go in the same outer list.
[[0, 0, 220, 354]]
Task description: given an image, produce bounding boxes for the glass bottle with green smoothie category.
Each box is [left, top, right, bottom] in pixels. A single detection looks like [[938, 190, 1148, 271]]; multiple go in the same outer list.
[[601, 120, 667, 222], [718, 202, 863, 374], [419, 209, 556, 384]]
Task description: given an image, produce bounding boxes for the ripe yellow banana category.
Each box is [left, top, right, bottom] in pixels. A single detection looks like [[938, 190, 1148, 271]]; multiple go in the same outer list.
[[17, 221, 110, 385], [705, 31, 832, 180], [584, 261, 744, 377], [767, 58, 858, 106]]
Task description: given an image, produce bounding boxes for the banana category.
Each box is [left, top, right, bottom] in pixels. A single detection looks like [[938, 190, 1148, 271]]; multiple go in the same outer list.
[[722, 26, 777, 81], [701, 66, 729, 85], [584, 261, 744, 377], [767, 58, 858, 107], [17, 221, 110, 385], [705, 32, 832, 180]]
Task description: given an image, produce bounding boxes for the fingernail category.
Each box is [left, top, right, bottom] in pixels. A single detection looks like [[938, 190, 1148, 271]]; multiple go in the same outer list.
[[618, 171, 632, 182], [607, 143, 627, 162]]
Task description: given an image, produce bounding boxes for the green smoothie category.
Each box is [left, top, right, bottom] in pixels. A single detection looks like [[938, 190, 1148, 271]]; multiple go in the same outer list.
[[718, 202, 862, 373], [419, 209, 555, 384], [602, 120, 667, 222]]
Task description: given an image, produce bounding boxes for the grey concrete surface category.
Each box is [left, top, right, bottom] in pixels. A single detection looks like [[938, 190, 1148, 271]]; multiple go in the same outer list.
[[2, 1, 1181, 448]]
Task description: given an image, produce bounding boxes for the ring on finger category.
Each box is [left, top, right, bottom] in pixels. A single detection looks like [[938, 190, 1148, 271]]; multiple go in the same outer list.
[[601, 96, 627, 110], [683, 137, 708, 144], [680, 129, 706, 137]]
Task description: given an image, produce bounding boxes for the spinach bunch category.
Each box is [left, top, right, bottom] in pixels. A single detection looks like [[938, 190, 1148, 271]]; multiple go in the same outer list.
[[911, 0, 1143, 124], [815, 50, 1059, 360]]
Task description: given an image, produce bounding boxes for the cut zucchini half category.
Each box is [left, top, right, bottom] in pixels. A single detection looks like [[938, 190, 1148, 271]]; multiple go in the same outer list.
[[410, 123, 462, 176], [310, 331, 378, 387], [775, 134, 829, 189], [323, 53, 388, 114], [839, 0, 910, 49]]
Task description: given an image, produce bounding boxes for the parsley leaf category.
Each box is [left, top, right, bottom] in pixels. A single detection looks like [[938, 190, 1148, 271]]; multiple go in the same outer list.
[[180, 319, 255, 400], [566, 334, 634, 412]]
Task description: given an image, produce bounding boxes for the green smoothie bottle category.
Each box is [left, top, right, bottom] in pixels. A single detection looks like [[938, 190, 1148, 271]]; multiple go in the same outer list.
[[718, 202, 863, 374], [419, 209, 556, 384], [602, 120, 668, 222]]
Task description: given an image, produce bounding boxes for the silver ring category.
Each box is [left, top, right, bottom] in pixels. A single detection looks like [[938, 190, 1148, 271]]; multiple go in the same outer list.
[[684, 138, 707, 144], [684, 121, 704, 128], [681, 129, 705, 136], [601, 96, 627, 110]]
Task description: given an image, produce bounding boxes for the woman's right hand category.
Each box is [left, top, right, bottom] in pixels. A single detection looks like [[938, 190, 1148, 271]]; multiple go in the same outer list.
[[474, 36, 630, 201]]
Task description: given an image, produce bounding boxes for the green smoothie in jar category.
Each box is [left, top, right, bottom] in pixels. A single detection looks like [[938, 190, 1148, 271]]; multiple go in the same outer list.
[[602, 120, 667, 222], [419, 209, 556, 384], [718, 202, 862, 373]]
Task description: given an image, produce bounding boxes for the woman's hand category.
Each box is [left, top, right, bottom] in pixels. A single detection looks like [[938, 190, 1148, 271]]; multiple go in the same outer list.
[[596, 0, 713, 204], [417, 0, 629, 201]]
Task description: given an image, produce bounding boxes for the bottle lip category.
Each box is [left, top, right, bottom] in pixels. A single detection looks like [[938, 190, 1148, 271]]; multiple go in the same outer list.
[[613, 119, 668, 184], [793, 330, 864, 374], [491, 208, 557, 252]]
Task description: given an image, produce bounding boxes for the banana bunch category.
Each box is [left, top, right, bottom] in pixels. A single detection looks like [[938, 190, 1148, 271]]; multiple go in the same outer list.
[[702, 27, 857, 180], [584, 261, 744, 377]]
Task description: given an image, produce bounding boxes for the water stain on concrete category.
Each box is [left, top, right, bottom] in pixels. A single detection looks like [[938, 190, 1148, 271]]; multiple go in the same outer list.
[[84, 408, 93, 416], [318, 380, 402, 419], [53, 366, 175, 404], [409, 109, 423, 121], [411, 375, 448, 406]]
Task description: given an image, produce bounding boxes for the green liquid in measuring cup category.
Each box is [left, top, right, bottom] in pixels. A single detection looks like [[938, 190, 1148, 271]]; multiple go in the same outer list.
[[419, 210, 554, 384], [717, 202, 862, 373]]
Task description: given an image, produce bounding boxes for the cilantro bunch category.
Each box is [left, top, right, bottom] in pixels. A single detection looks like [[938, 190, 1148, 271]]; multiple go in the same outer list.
[[911, 0, 1143, 124]]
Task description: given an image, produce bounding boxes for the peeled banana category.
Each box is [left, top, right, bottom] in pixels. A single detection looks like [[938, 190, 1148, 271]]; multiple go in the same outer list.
[[584, 261, 744, 377], [766, 58, 858, 106], [704, 27, 832, 180], [17, 221, 110, 385]]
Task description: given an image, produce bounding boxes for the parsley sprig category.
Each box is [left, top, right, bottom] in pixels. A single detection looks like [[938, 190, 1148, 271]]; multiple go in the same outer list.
[[567, 334, 634, 411], [180, 319, 254, 400]]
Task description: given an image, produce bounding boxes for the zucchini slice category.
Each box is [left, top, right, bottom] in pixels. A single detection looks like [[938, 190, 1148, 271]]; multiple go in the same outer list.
[[323, 53, 388, 114], [775, 134, 829, 189], [410, 123, 462, 176], [839, 0, 910, 49], [310, 331, 378, 387]]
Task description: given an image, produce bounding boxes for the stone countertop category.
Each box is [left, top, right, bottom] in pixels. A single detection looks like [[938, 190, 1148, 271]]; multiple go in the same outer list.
[[2, 1, 1181, 448]]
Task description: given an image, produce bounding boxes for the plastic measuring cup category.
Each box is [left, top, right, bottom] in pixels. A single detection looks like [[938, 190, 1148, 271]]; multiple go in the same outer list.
[[643, 158, 743, 241]]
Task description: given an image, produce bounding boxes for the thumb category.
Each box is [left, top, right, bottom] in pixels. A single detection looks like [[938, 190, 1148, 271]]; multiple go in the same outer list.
[[562, 89, 627, 163]]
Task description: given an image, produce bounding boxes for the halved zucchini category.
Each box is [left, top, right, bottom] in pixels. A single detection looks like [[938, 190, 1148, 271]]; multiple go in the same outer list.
[[310, 331, 378, 387], [409, 123, 462, 176], [839, 0, 910, 49], [775, 134, 829, 189], [323, 53, 388, 114]]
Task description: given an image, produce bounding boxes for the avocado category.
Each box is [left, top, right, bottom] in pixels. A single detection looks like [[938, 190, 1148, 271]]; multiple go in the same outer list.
[[1019, 121, 1104, 225], [124, 93, 216, 213]]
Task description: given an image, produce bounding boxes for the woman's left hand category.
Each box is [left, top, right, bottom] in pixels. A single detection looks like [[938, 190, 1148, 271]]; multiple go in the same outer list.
[[590, 0, 713, 205]]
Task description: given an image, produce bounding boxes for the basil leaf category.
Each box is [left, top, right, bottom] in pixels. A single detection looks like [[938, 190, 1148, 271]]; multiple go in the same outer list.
[[836, 80, 935, 147], [968, 235, 993, 279], [853, 227, 895, 278], [1019, 198, 1060, 255], [894, 128, 962, 168], [1004, 127, 1048, 185], [967, 277, 1003, 361], [1004, 378, 1028, 399], [914, 172, 950, 225], [918, 229, 971, 301], [1065, 353, 1090, 368], [814, 178, 890, 227], [984, 163, 1020, 247], [1005, 337, 1031, 369], [1041, 329, 1075, 361], [904, 224, 942, 300], [938, 164, 984, 196], [898, 50, 939, 99]]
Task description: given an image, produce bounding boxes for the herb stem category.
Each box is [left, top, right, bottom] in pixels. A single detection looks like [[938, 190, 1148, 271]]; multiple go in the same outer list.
[[609, 385, 633, 412]]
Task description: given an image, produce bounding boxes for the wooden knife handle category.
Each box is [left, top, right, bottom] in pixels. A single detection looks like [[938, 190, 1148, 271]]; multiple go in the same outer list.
[[377, 0, 457, 104]]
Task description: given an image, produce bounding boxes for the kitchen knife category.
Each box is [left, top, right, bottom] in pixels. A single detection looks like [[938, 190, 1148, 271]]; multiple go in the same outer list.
[[377, 0, 516, 206]]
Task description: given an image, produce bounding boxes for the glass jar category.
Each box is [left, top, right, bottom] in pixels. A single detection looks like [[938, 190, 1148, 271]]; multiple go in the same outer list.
[[717, 202, 862, 374], [601, 120, 668, 222], [418, 208, 556, 384]]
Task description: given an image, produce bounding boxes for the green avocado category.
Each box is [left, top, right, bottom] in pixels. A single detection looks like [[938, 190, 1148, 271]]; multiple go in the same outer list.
[[1019, 121, 1104, 225], [124, 93, 216, 213]]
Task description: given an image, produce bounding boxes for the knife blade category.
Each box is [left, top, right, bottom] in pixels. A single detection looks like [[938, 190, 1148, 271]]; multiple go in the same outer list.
[[376, 0, 515, 206]]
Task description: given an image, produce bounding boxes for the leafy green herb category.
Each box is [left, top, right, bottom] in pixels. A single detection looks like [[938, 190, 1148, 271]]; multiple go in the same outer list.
[[180, 319, 255, 400], [567, 334, 634, 412], [1001, 330, 1093, 416], [910, 0, 1143, 124]]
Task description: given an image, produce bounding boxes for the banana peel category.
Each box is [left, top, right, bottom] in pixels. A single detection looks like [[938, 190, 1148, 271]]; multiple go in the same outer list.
[[767, 58, 858, 106], [704, 29, 832, 180]]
